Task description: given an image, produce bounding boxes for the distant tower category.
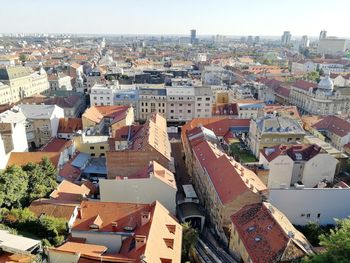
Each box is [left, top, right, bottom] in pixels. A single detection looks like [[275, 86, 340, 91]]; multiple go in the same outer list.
[[254, 36, 260, 44], [75, 70, 84, 93], [281, 31, 292, 46], [190, 29, 197, 44], [319, 30, 327, 40], [301, 35, 309, 48]]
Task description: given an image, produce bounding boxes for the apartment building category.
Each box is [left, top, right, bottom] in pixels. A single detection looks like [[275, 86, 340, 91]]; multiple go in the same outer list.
[[260, 144, 338, 188], [194, 86, 213, 118], [166, 86, 195, 122], [100, 161, 177, 214], [185, 126, 267, 240], [249, 115, 305, 157], [48, 73, 72, 91], [138, 88, 167, 121], [0, 66, 50, 104], [107, 113, 172, 179], [18, 104, 64, 148], [48, 201, 182, 263], [230, 202, 313, 263], [90, 83, 118, 106]]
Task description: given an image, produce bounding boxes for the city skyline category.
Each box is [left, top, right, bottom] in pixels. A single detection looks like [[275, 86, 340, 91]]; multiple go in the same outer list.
[[0, 0, 350, 37]]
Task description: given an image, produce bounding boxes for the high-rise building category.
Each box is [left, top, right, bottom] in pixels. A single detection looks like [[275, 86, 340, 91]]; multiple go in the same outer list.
[[319, 30, 327, 40], [190, 29, 197, 44], [254, 36, 260, 43], [301, 35, 309, 48], [281, 31, 291, 46], [247, 35, 253, 44]]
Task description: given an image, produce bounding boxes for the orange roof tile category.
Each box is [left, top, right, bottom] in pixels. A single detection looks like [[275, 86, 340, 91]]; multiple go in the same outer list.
[[58, 118, 83, 133], [28, 200, 76, 221], [7, 152, 60, 168], [50, 180, 92, 202]]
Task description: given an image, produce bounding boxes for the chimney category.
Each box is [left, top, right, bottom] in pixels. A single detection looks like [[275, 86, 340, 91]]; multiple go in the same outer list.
[[112, 222, 118, 232], [77, 207, 83, 219], [135, 235, 147, 249], [141, 211, 151, 226]]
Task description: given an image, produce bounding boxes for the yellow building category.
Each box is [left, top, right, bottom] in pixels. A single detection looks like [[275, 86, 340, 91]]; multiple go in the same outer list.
[[74, 134, 109, 157]]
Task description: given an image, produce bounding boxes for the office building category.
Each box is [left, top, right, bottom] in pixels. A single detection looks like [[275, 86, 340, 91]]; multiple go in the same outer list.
[[281, 31, 291, 46]]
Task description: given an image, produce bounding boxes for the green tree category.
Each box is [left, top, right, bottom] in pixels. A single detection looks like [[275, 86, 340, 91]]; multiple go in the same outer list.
[[303, 218, 350, 262], [19, 54, 27, 62], [306, 71, 320, 82], [0, 166, 28, 208], [181, 222, 199, 262]]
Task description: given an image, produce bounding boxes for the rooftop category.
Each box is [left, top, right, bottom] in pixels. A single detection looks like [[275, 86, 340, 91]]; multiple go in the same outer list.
[[18, 104, 62, 119], [7, 152, 60, 168]]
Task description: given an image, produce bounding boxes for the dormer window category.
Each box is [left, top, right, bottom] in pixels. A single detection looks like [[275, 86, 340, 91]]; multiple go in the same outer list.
[[164, 238, 174, 249]]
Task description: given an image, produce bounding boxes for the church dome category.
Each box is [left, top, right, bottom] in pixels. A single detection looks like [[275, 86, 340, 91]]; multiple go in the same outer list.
[[318, 71, 334, 91]]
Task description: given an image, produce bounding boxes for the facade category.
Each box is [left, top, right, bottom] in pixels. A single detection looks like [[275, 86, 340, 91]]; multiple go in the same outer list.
[[281, 31, 291, 46], [259, 144, 338, 188], [269, 187, 350, 225], [100, 161, 177, 214], [185, 126, 267, 240], [138, 88, 167, 121], [290, 74, 350, 115], [107, 113, 172, 179], [90, 83, 118, 106], [166, 86, 195, 122], [194, 86, 213, 118], [230, 202, 313, 263], [249, 115, 305, 157], [0, 66, 50, 104], [236, 100, 265, 119], [57, 118, 83, 139], [317, 37, 346, 56], [48, 200, 182, 263], [114, 89, 140, 120], [18, 104, 64, 148], [48, 73, 72, 91]]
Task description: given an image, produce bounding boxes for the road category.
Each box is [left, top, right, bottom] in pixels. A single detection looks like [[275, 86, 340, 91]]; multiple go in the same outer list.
[[171, 140, 192, 188]]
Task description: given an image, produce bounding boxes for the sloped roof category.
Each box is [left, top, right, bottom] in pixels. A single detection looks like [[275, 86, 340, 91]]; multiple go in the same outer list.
[[82, 105, 130, 124], [7, 152, 60, 168], [28, 200, 76, 221], [231, 202, 312, 263], [58, 118, 83, 133], [312, 115, 350, 137]]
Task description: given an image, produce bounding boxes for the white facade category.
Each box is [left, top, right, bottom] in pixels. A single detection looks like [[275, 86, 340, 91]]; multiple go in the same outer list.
[[194, 86, 212, 118], [318, 38, 346, 56], [99, 176, 177, 214], [269, 188, 350, 225], [90, 83, 118, 106], [49, 75, 72, 91], [166, 87, 195, 122]]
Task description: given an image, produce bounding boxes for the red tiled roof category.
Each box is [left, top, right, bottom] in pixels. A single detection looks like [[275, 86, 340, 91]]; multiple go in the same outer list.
[[40, 138, 73, 152], [58, 118, 83, 134], [274, 86, 290, 98], [83, 105, 130, 124], [7, 152, 60, 168], [231, 202, 309, 263], [261, 144, 321, 162], [292, 80, 317, 91], [312, 115, 350, 137]]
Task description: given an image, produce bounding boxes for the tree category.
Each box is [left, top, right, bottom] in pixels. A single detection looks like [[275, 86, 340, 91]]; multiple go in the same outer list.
[[19, 54, 27, 62], [303, 218, 350, 262], [296, 222, 332, 246], [0, 166, 28, 208], [181, 222, 199, 262], [306, 71, 320, 82]]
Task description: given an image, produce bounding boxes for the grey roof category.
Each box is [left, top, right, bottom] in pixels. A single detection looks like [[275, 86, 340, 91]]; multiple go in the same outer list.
[[257, 116, 305, 134], [0, 107, 26, 123], [139, 88, 167, 96], [71, 153, 90, 169], [0, 230, 40, 252], [0, 66, 33, 80], [18, 104, 62, 119]]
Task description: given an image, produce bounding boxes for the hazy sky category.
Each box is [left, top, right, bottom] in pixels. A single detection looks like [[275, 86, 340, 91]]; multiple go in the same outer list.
[[0, 0, 349, 37]]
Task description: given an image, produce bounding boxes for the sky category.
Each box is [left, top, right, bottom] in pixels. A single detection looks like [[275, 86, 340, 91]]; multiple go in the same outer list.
[[0, 0, 349, 37]]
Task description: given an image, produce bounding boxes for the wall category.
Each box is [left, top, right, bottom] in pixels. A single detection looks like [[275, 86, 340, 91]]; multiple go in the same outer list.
[[99, 177, 176, 214], [106, 150, 170, 179], [269, 188, 350, 225]]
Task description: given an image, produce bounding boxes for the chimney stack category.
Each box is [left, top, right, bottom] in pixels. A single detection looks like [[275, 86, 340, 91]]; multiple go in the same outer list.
[[112, 222, 118, 232], [135, 235, 147, 249], [141, 211, 151, 226]]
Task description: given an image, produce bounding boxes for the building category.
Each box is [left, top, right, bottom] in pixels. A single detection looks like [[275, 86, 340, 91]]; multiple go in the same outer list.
[[48, 73, 72, 91], [194, 86, 213, 118], [318, 37, 346, 56], [18, 104, 64, 148], [301, 35, 309, 48], [304, 115, 350, 150], [82, 105, 134, 136], [259, 144, 338, 188], [319, 30, 327, 40], [166, 86, 195, 123], [107, 113, 172, 179], [90, 83, 119, 106], [281, 31, 291, 46], [0, 66, 50, 104], [57, 118, 83, 139], [249, 115, 305, 158], [191, 29, 197, 44], [138, 88, 167, 121], [114, 89, 140, 120], [48, 200, 182, 263], [269, 187, 350, 225], [229, 202, 313, 263], [185, 126, 267, 240], [100, 161, 177, 214], [236, 99, 265, 119]]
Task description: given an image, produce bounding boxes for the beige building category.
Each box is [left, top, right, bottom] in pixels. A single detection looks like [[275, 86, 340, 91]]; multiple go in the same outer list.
[[48, 200, 182, 263], [18, 104, 64, 148], [317, 37, 346, 56], [100, 161, 177, 214], [0, 66, 49, 104], [185, 126, 267, 241], [166, 86, 195, 122], [259, 144, 338, 188], [249, 115, 305, 158], [138, 88, 167, 121]]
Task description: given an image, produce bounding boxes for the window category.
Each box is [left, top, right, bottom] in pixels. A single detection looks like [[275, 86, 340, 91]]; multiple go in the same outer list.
[[91, 153, 95, 157], [197, 97, 202, 101], [306, 213, 310, 218], [317, 213, 321, 218], [90, 146, 95, 150], [197, 103, 201, 106], [100, 153, 105, 157], [206, 97, 210, 101], [187, 110, 191, 113], [170, 110, 174, 113], [100, 146, 105, 149]]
